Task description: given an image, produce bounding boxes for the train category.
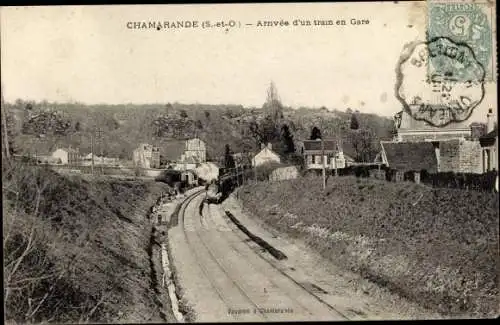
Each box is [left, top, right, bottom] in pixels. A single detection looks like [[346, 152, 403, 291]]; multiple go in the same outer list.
[[204, 172, 239, 204]]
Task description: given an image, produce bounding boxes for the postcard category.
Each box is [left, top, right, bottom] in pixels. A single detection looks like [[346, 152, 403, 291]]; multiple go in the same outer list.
[[1, 1, 498, 323]]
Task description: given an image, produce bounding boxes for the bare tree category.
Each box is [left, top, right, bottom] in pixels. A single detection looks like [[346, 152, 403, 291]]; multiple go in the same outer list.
[[2, 83, 11, 161], [263, 81, 284, 128]]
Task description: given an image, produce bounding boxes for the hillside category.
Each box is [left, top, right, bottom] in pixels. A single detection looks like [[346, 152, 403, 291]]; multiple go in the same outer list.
[[238, 176, 499, 317], [5, 100, 394, 161], [3, 162, 174, 323]]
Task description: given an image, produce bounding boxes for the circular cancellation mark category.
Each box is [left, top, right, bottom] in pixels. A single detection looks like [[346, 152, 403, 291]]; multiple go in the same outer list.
[[395, 37, 485, 128]]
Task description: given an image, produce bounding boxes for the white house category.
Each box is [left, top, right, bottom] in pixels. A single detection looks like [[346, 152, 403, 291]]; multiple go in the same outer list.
[[301, 139, 346, 170], [51, 147, 80, 165], [195, 162, 221, 183], [183, 138, 206, 163], [252, 143, 281, 167]]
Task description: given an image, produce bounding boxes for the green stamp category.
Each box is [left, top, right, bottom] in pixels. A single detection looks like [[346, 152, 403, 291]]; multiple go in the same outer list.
[[428, 1, 492, 80]]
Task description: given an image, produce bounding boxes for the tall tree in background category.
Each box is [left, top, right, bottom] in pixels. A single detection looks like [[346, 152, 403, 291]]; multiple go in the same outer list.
[[263, 81, 284, 128], [310, 126, 322, 140], [224, 144, 235, 169]]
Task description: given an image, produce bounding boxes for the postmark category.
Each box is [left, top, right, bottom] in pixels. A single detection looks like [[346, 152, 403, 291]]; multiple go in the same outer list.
[[428, 1, 493, 81], [395, 37, 485, 127]]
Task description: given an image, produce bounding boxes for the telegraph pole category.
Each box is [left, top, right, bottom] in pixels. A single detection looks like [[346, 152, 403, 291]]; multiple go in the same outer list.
[[321, 137, 326, 191], [95, 128, 104, 174], [91, 132, 95, 176]]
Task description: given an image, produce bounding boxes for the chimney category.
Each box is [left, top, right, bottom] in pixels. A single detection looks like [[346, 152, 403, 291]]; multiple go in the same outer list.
[[487, 108, 494, 133]]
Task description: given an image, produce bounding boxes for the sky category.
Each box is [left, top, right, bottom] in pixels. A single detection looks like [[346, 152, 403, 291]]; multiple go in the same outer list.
[[1, 2, 497, 121]]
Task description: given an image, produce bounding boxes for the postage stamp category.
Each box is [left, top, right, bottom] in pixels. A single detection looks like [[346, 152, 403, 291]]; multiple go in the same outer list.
[[428, 1, 494, 81], [395, 37, 485, 127]]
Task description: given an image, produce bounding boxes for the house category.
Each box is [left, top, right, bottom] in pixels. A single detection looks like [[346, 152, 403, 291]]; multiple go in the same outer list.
[[183, 138, 206, 163], [51, 147, 80, 165], [195, 162, 221, 183], [384, 108, 496, 174], [252, 143, 281, 167], [393, 109, 472, 142], [169, 138, 208, 171], [301, 139, 347, 170], [133, 143, 160, 169]]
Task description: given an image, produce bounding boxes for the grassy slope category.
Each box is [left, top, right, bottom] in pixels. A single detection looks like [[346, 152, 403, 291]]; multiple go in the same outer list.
[[3, 163, 174, 323], [238, 176, 499, 317]]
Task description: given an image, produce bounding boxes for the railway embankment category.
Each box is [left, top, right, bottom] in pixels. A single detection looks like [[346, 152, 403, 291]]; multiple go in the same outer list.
[[237, 176, 499, 318], [3, 164, 176, 323]]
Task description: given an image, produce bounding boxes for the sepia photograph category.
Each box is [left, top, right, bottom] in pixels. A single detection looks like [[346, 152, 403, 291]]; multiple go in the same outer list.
[[1, 1, 498, 323]]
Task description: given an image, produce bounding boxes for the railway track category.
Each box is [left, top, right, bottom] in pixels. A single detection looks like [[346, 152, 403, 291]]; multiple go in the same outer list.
[[175, 189, 348, 321], [204, 202, 350, 320], [178, 191, 267, 321]]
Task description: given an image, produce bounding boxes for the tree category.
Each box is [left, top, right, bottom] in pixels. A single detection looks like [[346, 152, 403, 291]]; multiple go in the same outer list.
[[281, 124, 295, 154], [74, 121, 81, 132], [247, 115, 279, 148], [179, 110, 188, 119], [204, 110, 210, 120], [350, 113, 359, 130], [310, 126, 322, 140], [263, 81, 284, 127], [224, 144, 235, 169], [351, 128, 377, 162], [195, 119, 203, 129]]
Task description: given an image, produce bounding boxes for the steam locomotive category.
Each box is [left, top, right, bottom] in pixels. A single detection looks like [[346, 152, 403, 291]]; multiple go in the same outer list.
[[204, 173, 238, 204]]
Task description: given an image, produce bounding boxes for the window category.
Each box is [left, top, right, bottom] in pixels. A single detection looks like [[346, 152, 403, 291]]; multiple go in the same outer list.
[[315, 155, 322, 164]]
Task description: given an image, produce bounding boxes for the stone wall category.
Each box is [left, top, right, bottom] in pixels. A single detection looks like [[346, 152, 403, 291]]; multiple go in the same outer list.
[[438, 139, 482, 174], [439, 140, 460, 172], [458, 140, 482, 174], [270, 166, 300, 181]]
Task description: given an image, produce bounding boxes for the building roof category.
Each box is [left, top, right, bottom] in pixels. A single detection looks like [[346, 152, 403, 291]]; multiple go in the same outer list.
[[479, 129, 498, 147], [381, 141, 438, 172], [302, 139, 339, 152], [54, 147, 79, 154], [255, 146, 281, 161]]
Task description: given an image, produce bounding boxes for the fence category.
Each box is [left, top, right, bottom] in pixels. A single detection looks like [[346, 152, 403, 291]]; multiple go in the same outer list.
[[340, 164, 498, 192]]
